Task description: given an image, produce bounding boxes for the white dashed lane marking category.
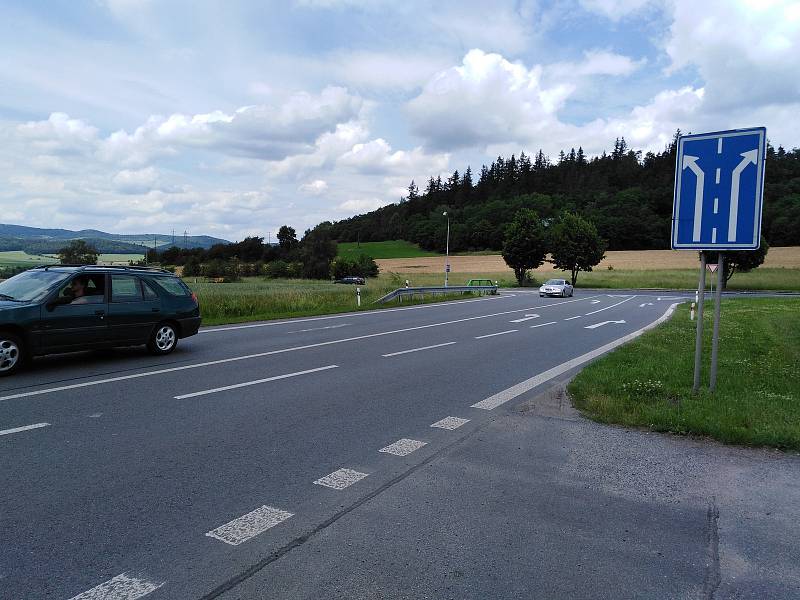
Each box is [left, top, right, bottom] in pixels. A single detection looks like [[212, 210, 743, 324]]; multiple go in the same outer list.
[[205, 505, 294, 546], [379, 438, 427, 456], [430, 416, 470, 430], [173, 365, 339, 399], [529, 321, 557, 328], [564, 316, 581, 321], [381, 342, 456, 358], [474, 330, 517, 339], [0, 422, 50, 437], [314, 468, 369, 490], [67, 573, 163, 600], [287, 324, 350, 334]]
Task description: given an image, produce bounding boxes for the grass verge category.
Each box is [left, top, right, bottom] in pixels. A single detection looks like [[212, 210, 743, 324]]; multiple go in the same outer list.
[[569, 298, 800, 450], [188, 277, 490, 325]]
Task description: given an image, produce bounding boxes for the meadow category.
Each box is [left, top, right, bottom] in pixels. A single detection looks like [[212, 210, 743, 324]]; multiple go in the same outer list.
[[569, 298, 800, 450], [337, 240, 438, 259], [187, 276, 482, 325]]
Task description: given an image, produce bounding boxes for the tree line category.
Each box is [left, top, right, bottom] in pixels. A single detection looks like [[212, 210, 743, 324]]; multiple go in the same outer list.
[[326, 135, 800, 252]]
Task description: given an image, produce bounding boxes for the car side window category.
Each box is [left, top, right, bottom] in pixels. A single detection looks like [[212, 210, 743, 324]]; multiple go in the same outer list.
[[111, 275, 144, 303], [142, 279, 159, 301]]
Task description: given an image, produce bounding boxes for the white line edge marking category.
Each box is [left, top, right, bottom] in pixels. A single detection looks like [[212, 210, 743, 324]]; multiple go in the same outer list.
[[199, 294, 509, 333], [382, 342, 456, 357], [67, 573, 164, 600], [530, 321, 557, 328], [471, 302, 682, 410], [474, 330, 517, 339], [584, 295, 636, 315], [287, 324, 350, 334], [0, 422, 51, 437], [564, 316, 581, 321], [205, 505, 294, 546], [0, 295, 600, 403], [174, 365, 339, 399]]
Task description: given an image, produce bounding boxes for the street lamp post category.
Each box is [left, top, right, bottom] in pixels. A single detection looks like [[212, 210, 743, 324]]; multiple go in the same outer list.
[[443, 211, 450, 287]]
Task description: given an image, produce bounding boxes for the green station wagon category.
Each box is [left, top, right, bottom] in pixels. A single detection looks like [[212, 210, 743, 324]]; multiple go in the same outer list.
[[0, 265, 201, 376]]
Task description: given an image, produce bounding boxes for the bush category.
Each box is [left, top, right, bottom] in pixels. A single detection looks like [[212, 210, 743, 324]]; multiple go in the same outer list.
[[201, 259, 239, 280], [331, 255, 380, 279], [183, 256, 201, 276]]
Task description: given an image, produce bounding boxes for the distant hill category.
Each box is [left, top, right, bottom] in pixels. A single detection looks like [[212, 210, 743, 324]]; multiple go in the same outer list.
[[0, 224, 230, 254]]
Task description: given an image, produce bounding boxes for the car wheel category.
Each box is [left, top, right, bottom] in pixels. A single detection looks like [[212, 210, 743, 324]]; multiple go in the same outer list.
[[0, 333, 25, 377], [562, 289, 567, 298], [539, 294, 544, 297], [147, 322, 178, 356], [570, 289, 574, 297]]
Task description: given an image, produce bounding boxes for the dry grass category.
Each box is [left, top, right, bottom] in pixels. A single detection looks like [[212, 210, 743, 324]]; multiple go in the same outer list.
[[376, 246, 800, 273]]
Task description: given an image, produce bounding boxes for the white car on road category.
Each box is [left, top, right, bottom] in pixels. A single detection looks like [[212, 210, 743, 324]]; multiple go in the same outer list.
[[539, 278, 573, 297]]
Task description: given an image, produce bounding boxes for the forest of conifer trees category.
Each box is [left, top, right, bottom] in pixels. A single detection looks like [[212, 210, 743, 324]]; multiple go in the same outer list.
[[326, 134, 800, 253]]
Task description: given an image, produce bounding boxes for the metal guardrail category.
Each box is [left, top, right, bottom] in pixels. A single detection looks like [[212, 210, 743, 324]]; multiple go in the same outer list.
[[375, 285, 498, 304]]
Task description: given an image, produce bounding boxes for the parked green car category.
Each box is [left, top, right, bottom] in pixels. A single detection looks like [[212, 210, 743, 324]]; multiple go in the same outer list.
[[0, 265, 201, 376]]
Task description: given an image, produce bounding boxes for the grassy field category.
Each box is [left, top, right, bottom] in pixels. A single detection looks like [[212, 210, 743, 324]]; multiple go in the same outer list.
[[188, 276, 485, 325], [0, 251, 53, 267], [569, 298, 800, 450], [337, 240, 438, 259]]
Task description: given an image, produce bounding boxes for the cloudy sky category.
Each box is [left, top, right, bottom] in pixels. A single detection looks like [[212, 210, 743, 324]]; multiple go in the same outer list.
[[1, 0, 798, 242]]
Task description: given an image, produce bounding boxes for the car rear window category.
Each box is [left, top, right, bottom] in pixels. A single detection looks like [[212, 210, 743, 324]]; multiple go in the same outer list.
[[152, 276, 191, 296]]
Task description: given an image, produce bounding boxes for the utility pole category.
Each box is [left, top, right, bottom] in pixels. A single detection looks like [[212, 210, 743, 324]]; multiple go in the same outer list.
[[443, 211, 450, 287]]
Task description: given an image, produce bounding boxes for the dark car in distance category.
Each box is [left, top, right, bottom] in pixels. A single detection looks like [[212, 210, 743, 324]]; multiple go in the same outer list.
[[333, 276, 366, 285], [0, 265, 201, 376]]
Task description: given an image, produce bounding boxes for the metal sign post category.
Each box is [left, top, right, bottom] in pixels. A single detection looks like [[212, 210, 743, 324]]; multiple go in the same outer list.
[[709, 255, 725, 391], [692, 252, 707, 392], [672, 127, 766, 392]]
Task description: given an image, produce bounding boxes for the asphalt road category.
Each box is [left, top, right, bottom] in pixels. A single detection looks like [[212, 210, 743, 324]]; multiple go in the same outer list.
[[1, 290, 798, 599]]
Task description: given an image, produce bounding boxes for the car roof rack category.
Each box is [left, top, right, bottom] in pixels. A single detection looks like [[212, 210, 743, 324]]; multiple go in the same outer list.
[[33, 264, 171, 274]]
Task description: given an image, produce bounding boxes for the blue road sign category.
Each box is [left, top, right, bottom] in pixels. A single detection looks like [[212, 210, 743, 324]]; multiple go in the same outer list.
[[672, 127, 766, 250]]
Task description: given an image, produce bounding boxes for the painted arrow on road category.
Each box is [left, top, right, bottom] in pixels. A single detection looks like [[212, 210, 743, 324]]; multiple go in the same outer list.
[[584, 320, 626, 329], [589, 300, 602, 304], [639, 302, 654, 307], [510, 313, 540, 323]]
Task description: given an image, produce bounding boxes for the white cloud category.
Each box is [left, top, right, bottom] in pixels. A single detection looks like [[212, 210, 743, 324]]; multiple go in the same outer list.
[[664, 0, 800, 110], [579, 0, 652, 21], [111, 167, 161, 194], [299, 179, 329, 194], [338, 138, 449, 175], [335, 198, 389, 213]]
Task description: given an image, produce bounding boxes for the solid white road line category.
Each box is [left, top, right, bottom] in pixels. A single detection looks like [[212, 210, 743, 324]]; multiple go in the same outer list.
[[205, 505, 294, 546], [584, 320, 626, 329], [471, 302, 682, 410], [287, 324, 350, 334], [529, 321, 557, 328], [67, 573, 164, 600], [474, 330, 517, 339], [0, 295, 600, 403], [314, 468, 369, 490], [382, 342, 456, 357], [0, 422, 50, 437], [200, 294, 509, 333], [584, 295, 636, 315], [174, 365, 339, 399], [564, 316, 582, 321], [379, 438, 427, 456], [430, 416, 470, 430], [509, 313, 540, 323]]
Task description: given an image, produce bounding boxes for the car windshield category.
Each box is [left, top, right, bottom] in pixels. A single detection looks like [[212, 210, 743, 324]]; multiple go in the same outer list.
[[545, 279, 565, 285], [0, 270, 70, 302]]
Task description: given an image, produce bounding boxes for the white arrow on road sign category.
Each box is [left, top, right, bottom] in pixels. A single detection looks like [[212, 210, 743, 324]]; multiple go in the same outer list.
[[683, 155, 705, 242], [584, 320, 626, 329], [638, 302, 654, 307], [728, 149, 758, 242], [590, 300, 601, 304], [510, 314, 540, 323]]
